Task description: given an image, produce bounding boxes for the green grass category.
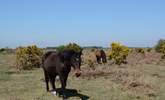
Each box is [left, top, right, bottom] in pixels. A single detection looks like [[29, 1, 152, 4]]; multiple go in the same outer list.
[[0, 53, 165, 100]]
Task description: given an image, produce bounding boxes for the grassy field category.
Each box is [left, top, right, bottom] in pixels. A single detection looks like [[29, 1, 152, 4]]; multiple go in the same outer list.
[[0, 53, 165, 100]]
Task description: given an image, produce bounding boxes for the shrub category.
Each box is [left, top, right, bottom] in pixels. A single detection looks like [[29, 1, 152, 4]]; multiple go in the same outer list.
[[0, 48, 6, 53], [66, 43, 82, 52], [155, 39, 165, 52], [107, 50, 113, 60], [16, 45, 43, 70], [155, 39, 165, 59], [129, 48, 134, 53], [136, 48, 145, 54], [108, 42, 130, 65], [91, 48, 95, 52], [87, 59, 95, 70], [0, 48, 14, 54], [56, 43, 82, 53], [160, 44, 165, 59], [147, 48, 152, 52]]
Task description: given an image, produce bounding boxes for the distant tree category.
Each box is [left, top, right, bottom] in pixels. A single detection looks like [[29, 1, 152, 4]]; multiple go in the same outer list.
[[56, 43, 82, 53], [56, 45, 66, 52]]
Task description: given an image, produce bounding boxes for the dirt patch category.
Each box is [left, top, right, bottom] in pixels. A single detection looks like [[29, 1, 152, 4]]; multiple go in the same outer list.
[[127, 80, 153, 90], [147, 93, 157, 97], [6, 96, 21, 100], [81, 70, 113, 78], [126, 51, 163, 65], [5, 71, 20, 75], [151, 73, 165, 79]]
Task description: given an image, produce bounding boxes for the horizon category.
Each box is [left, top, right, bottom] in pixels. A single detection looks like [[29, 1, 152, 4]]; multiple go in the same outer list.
[[0, 43, 158, 49], [0, 0, 165, 48]]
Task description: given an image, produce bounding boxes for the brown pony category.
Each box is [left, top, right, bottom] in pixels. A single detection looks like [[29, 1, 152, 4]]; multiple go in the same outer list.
[[42, 49, 82, 98], [95, 49, 107, 64]]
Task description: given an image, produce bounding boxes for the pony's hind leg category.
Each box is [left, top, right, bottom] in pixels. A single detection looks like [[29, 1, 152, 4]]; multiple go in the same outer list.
[[44, 70, 49, 92], [96, 56, 101, 64]]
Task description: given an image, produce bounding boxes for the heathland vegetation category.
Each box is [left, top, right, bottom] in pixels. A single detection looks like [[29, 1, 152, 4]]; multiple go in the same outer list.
[[0, 40, 165, 100]]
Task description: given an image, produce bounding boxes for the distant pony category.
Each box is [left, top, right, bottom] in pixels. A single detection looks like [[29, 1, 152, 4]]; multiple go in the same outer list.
[[42, 49, 82, 99], [95, 49, 107, 64]]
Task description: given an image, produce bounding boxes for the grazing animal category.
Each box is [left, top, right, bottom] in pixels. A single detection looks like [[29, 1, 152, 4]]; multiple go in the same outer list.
[[42, 49, 82, 97], [95, 49, 107, 64]]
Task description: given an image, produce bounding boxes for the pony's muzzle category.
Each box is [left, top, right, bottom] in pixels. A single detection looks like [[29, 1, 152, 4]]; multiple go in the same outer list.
[[75, 69, 81, 77]]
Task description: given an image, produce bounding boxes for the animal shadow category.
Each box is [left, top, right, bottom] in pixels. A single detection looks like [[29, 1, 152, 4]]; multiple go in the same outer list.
[[56, 88, 90, 100]]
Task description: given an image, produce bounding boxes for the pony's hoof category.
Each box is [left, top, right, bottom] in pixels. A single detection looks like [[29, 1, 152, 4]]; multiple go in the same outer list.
[[51, 91, 57, 95], [63, 95, 67, 100]]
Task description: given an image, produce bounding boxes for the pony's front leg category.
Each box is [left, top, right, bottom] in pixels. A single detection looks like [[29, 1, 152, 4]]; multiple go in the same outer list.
[[59, 75, 67, 99], [60, 76, 66, 90], [50, 75, 57, 95]]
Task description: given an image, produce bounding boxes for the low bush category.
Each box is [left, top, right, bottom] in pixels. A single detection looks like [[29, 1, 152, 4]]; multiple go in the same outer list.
[[147, 48, 152, 52], [155, 39, 165, 59], [136, 48, 145, 54], [87, 59, 95, 70], [0, 48, 6, 53], [155, 39, 165, 52], [91, 48, 95, 52], [16, 45, 43, 70], [0, 48, 14, 54], [160, 44, 165, 59], [108, 42, 130, 65]]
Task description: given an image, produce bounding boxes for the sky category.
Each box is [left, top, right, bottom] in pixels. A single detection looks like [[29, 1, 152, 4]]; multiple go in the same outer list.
[[0, 0, 165, 48]]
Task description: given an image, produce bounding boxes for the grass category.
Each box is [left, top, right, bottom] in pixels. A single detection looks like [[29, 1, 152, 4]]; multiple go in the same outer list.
[[0, 53, 165, 100]]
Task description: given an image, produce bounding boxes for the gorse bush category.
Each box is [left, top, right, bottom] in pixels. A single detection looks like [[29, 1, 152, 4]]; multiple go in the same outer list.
[[147, 48, 152, 52], [108, 42, 130, 65], [136, 48, 145, 54], [87, 59, 95, 70], [155, 39, 165, 52], [57, 43, 82, 53], [16, 45, 43, 70], [66, 43, 82, 52], [155, 39, 165, 59], [160, 44, 165, 59]]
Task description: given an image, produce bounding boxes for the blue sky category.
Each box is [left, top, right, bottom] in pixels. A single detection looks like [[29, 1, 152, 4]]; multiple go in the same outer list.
[[0, 0, 165, 48]]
